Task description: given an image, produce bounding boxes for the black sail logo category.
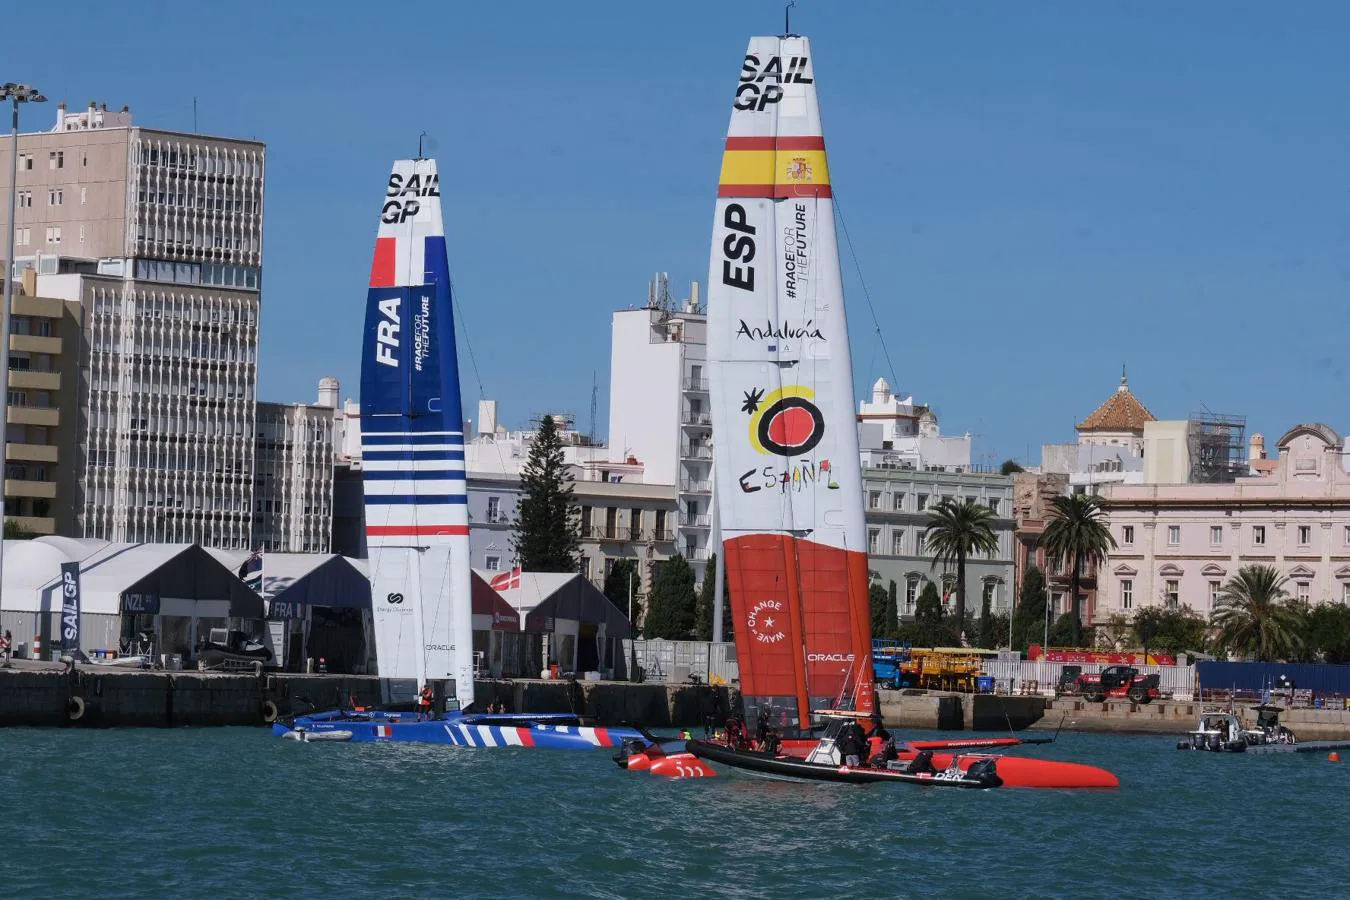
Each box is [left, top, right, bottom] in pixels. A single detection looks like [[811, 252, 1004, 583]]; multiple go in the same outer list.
[[736, 319, 824, 342]]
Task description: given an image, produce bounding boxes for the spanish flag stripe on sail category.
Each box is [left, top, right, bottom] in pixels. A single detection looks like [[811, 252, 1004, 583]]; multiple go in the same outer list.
[[718, 139, 831, 199]]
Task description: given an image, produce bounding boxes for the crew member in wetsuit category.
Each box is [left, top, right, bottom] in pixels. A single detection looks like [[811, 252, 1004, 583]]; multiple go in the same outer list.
[[418, 684, 434, 721]]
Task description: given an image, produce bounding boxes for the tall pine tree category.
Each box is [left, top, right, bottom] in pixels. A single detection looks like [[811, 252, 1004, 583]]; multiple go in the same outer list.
[[695, 553, 732, 641], [1010, 566, 1048, 651], [883, 580, 900, 640], [512, 415, 580, 572], [645, 555, 697, 639], [603, 558, 641, 629]]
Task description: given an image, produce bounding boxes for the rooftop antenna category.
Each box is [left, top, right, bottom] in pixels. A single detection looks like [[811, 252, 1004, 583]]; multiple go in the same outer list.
[[193, 96, 197, 132], [418, 130, 427, 160], [784, 1, 796, 36], [589, 370, 599, 441]]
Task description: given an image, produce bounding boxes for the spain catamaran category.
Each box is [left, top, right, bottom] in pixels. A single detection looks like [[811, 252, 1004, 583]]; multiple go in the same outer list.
[[274, 155, 641, 750], [617, 32, 1117, 787]]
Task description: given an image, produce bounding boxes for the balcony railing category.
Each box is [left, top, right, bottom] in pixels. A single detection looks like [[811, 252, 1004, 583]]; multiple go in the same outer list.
[[678, 479, 712, 494], [681, 445, 712, 460], [682, 377, 709, 392], [681, 514, 712, 528], [483, 511, 510, 524], [681, 410, 712, 427], [651, 528, 675, 542]]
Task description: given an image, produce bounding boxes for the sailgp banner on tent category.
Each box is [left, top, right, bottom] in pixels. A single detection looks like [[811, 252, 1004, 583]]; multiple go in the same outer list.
[[59, 562, 82, 651]]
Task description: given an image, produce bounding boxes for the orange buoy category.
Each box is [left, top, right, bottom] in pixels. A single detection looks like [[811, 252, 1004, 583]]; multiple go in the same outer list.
[[1330, 752, 1341, 762]]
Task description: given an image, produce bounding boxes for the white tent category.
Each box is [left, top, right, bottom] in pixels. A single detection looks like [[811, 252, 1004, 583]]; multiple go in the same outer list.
[[0, 538, 262, 660]]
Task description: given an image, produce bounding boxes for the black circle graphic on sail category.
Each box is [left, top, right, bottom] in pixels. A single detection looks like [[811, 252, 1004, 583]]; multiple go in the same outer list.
[[757, 396, 825, 456]]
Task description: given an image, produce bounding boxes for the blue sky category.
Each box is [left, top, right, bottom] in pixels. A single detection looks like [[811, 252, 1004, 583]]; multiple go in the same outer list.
[[14, 1, 1350, 465]]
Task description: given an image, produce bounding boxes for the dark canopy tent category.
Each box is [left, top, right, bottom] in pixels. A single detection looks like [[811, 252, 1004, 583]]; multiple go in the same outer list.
[[523, 575, 632, 677], [523, 575, 633, 639], [116, 545, 263, 618], [471, 573, 522, 631], [262, 555, 372, 610]]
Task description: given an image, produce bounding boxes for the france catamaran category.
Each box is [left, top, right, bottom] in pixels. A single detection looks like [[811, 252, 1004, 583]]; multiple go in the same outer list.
[[273, 156, 642, 750], [619, 32, 1118, 788]]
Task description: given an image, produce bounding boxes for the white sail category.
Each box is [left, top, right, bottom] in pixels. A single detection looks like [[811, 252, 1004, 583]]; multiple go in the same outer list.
[[360, 158, 476, 711], [706, 35, 875, 726]]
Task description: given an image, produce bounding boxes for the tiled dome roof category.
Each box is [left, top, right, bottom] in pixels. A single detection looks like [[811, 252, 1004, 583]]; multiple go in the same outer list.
[[1076, 369, 1156, 433]]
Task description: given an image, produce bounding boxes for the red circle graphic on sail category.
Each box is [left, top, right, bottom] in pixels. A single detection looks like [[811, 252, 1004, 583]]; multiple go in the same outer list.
[[758, 397, 825, 456]]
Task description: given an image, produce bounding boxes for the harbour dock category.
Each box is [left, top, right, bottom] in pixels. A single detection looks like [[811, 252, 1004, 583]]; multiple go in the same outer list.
[[0, 660, 734, 729], [9, 660, 1349, 740]]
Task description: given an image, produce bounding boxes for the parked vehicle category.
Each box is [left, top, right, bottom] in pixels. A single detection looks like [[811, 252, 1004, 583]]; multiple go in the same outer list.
[[1074, 665, 1160, 703]]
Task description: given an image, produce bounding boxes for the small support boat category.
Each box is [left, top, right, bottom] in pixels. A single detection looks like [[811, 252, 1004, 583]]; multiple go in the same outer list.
[[1177, 706, 1298, 752], [678, 711, 1119, 789]]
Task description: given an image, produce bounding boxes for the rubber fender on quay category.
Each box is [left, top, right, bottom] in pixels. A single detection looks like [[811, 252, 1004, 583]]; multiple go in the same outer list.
[[262, 699, 279, 724], [67, 695, 86, 722]]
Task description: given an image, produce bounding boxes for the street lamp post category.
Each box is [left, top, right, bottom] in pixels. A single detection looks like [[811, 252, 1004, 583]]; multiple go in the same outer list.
[[0, 83, 48, 596]]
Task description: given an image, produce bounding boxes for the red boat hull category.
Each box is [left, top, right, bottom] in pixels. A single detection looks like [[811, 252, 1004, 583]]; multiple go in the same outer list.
[[621, 737, 1117, 789]]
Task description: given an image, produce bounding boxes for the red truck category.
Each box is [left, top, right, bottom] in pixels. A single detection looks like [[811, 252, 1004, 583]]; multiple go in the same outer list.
[[1073, 665, 1160, 704]]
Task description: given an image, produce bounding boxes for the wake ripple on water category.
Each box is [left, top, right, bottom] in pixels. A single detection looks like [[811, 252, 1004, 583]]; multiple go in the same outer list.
[[2, 728, 1349, 899]]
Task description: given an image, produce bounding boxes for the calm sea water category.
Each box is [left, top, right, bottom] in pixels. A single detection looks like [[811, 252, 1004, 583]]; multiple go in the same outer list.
[[1, 726, 1345, 898]]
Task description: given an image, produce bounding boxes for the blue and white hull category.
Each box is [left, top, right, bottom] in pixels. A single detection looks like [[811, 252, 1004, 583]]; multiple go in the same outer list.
[[274, 710, 644, 750]]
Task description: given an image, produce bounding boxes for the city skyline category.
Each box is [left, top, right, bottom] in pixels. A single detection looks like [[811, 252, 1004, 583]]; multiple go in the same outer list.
[[8, 1, 1348, 465]]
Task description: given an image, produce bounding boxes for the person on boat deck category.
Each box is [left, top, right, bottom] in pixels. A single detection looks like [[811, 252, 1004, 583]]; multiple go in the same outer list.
[[868, 714, 896, 766], [837, 719, 867, 767], [348, 694, 368, 713], [418, 684, 434, 720]]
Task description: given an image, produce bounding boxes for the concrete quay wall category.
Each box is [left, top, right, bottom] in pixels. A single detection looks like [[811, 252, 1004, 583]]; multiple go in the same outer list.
[[1027, 698, 1350, 740], [0, 665, 735, 729]]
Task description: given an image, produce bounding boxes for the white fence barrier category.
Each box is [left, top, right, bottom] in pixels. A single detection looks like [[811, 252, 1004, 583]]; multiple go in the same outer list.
[[624, 639, 739, 684], [981, 659, 1197, 700]]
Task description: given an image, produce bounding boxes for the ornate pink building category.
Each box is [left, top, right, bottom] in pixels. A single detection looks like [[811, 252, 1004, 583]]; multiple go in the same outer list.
[[1097, 424, 1350, 620]]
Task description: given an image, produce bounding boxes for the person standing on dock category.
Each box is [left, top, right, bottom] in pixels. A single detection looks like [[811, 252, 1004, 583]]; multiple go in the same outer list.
[[0, 630, 11, 666]]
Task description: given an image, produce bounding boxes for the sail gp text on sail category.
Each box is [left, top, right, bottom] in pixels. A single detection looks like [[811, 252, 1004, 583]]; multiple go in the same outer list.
[[784, 203, 809, 299]]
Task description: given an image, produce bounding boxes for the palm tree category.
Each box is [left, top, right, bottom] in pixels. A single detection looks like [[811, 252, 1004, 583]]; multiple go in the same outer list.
[[1212, 565, 1304, 661], [1038, 493, 1115, 645], [923, 498, 999, 642]]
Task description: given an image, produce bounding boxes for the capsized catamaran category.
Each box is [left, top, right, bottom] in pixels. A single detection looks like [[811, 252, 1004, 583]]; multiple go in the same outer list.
[[273, 156, 642, 750], [618, 33, 1117, 787]]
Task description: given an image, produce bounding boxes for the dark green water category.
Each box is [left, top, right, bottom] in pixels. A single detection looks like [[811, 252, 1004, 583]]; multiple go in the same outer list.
[[2, 727, 1345, 898]]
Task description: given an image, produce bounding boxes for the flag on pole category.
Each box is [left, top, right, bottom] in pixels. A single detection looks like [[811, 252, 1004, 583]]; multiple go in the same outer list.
[[238, 548, 263, 590], [489, 566, 522, 592]]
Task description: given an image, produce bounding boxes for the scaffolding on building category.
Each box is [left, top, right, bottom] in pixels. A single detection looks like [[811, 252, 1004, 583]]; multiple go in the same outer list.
[[1187, 410, 1248, 483]]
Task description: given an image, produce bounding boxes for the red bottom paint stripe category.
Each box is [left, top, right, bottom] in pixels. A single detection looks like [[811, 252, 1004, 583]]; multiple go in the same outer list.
[[366, 525, 471, 536]]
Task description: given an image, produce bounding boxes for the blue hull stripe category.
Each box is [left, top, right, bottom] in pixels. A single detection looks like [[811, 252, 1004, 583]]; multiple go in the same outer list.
[[362, 469, 466, 481], [362, 449, 467, 461]]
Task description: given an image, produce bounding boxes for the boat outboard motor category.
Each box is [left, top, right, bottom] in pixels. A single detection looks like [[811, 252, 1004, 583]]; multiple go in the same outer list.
[[965, 758, 1002, 788]]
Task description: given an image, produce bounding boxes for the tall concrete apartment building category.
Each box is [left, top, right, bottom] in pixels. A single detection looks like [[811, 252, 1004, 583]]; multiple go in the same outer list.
[[4, 270, 83, 535], [606, 275, 713, 582], [253, 377, 338, 554], [1, 101, 265, 548]]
